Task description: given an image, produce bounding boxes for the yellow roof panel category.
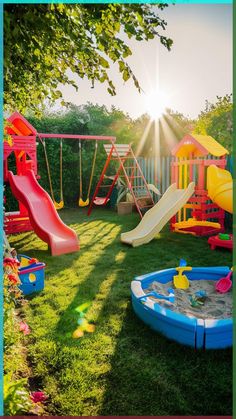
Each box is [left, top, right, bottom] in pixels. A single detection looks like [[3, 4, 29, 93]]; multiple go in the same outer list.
[[191, 134, 229, 156]]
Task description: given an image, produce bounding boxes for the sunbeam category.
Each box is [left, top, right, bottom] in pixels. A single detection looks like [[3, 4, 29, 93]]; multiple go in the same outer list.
[[153, 119, 160, 182], [136, 118, 152, 157], [164, 111, 192, 136], [159, 116, 180, 153]]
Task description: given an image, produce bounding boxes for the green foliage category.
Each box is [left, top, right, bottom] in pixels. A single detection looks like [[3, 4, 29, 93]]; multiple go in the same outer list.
[[4, 374, 32, 416], [194, 95, 232, 152], [3, 264, 32, 415], [4, 266, 22, 350], [4, 4, 172, 114], [165, 109, 194, 136]]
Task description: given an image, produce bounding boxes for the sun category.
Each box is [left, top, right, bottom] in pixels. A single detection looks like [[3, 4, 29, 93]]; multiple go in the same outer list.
[[145, 89, 169, 120]]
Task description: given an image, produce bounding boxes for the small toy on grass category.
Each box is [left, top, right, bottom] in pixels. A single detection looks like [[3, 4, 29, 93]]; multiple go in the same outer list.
[[208, 234, 233, 251], [18, 254, 45, 295], [219, 233, 231, 241], [72, 301, 95, 339], [215, 270, 232, 294], [173, 259, 192, 290]]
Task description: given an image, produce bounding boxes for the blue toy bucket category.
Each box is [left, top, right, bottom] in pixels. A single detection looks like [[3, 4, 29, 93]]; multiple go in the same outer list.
[[18, 254, 45, 295]]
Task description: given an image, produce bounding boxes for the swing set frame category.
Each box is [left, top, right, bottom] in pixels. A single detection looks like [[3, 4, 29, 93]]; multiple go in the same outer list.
[[4, 111, 116, 234], [38, 133, 115, 209]]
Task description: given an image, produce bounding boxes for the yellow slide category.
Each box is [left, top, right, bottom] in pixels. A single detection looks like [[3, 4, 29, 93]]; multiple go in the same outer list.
[[207, 165, 232, 214], [121, 182, 195, 247]]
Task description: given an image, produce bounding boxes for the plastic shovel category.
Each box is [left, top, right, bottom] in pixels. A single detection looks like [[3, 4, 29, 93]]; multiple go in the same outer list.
[[173, 266, 192, 290], [138, 288, 175, 303], [215, 270, 232, 293]]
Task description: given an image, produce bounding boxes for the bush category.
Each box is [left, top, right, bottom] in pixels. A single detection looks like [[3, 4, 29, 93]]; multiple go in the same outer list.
[[3, 257, 47, 416]]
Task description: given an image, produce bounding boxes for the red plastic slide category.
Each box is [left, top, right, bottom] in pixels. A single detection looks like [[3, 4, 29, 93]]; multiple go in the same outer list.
[[8, 170, 79, 256]]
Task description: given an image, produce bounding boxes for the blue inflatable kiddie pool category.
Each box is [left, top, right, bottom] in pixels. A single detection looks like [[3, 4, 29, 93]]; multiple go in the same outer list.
[[131, 266, 232, 350]]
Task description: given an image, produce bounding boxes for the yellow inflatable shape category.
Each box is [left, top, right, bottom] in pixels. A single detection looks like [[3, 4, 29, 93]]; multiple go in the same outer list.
[[54, 200, 64, 210], [207, 165, 232, 214], [173, 266, 192, 290], [78, 198, 89, 207]]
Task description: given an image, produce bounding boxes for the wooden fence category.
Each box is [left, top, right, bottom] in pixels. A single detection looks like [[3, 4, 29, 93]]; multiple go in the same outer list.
[[136, 155, 233, 203]]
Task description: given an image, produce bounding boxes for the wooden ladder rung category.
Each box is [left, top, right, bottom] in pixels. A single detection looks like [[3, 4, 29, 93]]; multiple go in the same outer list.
[[131, 186, 147, 189], [111, 156, 130, 161], [140, 205, 153, 209], [119, 175, 141, 179], [124, 166, 137, 170], [130, 176, 143, 179]]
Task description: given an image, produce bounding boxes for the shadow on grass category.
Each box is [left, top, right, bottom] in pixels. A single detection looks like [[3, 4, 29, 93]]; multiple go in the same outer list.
[[98, 303, 232, 416], [52, 224, 124, 342], [74, 230, 232, 416], [17, 209, 232, 415]]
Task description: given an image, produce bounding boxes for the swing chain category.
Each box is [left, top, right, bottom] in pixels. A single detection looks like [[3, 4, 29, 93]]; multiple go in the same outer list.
[[41, 138, 55, 202], [78, 140, 98, 206], [41, 136, 64, 208]]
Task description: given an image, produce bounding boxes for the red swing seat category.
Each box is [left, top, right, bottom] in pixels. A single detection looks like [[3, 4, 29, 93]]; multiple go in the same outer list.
[[94, 197, 110, 206]]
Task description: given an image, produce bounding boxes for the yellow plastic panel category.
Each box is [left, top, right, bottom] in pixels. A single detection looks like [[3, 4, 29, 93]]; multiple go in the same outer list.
[[207, 165, 232, 213], [192, 135, 228, 157]]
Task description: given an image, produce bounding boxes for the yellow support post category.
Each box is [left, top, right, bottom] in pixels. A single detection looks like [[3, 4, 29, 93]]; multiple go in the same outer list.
[[178, 159, 183, 222], [183, 161, 188, 221]]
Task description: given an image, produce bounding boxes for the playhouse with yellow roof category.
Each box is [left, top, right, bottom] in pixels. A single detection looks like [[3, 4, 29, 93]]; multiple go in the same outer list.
[[170, 133, 230, 236]]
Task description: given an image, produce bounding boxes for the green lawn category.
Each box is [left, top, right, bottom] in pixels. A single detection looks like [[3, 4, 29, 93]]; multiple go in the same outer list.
[[9, 208, 232, 416]]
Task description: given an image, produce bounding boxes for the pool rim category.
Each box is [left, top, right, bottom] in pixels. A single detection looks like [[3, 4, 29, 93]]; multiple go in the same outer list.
[[131, 266, 232, 349]]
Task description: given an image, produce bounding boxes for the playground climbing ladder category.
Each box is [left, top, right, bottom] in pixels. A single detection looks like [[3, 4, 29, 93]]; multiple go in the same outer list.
[[88, 143, 154, 218]]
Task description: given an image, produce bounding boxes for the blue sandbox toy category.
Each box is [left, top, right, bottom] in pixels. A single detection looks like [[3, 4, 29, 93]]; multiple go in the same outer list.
[[18, 254, 45, 295], [131, 266, 232, 350]]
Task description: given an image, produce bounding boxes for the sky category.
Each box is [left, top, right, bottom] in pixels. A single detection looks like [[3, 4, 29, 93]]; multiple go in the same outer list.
[[60, 4, 232, 120]]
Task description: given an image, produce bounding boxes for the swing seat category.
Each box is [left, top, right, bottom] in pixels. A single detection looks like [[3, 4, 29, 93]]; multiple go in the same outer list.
[[94, 197, 110, 206], [78, 198, 89, 207], [54, 200, 64, 210]]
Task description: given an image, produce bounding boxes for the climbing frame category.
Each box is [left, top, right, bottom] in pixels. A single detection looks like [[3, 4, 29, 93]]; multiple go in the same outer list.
[[88, 143, 154, 218]]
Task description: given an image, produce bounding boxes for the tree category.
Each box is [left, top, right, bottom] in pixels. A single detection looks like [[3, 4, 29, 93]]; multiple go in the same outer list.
[[194, 94, 232, 152], [4, 3, 172, 114]]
